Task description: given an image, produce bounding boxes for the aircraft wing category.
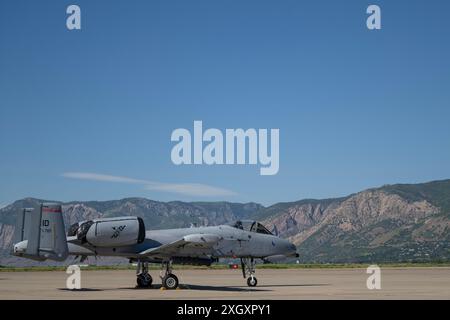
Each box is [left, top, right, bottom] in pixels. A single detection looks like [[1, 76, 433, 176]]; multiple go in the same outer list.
[[138, 234, 221, 257]]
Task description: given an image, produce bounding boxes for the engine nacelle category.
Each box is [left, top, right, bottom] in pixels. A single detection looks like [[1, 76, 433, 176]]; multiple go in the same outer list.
[[77, 216, 145, 247]]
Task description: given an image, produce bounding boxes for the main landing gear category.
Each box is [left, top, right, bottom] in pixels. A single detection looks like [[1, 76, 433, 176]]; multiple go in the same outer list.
[[136, 260, 152, 288], [241, 258, 258, 287], [135, 260, 180, 289], [160, 260, 179, 290]]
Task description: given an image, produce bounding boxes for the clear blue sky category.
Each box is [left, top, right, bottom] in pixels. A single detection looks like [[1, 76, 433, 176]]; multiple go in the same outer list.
[[1, 0, 450, 206]]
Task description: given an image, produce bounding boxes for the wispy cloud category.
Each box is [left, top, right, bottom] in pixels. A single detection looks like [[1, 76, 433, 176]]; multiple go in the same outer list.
[[61, 172, 236, 197], [62, 172, 148, 185]]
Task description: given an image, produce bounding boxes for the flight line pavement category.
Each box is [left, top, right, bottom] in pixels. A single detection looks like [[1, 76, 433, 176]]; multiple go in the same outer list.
[[0, 268, 449, 299]]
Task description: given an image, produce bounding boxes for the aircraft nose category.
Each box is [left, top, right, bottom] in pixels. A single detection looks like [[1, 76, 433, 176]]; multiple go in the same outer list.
[[283, 240, 298, 257]]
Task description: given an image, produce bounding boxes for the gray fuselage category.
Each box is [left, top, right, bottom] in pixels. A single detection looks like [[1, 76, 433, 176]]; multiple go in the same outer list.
[[68, 224, 297, 261]]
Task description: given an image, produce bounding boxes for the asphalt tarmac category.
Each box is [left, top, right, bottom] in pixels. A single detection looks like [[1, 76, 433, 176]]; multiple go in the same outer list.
[[0, 268, 449, 299]]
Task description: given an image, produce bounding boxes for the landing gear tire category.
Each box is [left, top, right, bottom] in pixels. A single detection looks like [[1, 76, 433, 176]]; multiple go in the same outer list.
[[135, 260, 152, 288], [241, 258, 258, 287], [247, 276, 258, 287], [163, 273, 179, 290], [136, 273, 152, 288]]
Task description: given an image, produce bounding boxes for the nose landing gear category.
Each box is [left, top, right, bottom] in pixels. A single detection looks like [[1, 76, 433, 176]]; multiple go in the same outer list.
[[241, 257, 258, 287]]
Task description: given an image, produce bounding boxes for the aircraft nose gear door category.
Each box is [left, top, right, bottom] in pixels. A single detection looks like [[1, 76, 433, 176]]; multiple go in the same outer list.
[[136, 260, 152, 288], [241, 258, 258, 287]]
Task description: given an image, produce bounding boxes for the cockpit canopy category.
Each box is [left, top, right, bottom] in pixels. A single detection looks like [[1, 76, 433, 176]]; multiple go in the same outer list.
[[228, 220, 273, 235]]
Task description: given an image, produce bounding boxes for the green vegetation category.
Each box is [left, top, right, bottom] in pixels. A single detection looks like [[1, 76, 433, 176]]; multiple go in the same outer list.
[[381, 179, 450, 214]]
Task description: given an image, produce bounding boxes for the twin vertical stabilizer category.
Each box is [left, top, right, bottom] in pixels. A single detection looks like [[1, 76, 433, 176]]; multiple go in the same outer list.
[[12, 203, 68, 261]]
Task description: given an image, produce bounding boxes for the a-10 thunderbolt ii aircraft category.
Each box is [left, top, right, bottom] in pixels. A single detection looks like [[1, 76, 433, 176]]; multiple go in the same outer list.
[[12, 203, 298, 290]]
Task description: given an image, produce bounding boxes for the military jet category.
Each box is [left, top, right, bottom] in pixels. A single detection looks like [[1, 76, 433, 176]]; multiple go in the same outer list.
[[12, 203, 298, 289]]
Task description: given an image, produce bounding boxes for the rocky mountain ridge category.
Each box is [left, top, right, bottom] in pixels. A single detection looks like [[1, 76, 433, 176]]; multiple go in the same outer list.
[[1, 179, 449, 265]]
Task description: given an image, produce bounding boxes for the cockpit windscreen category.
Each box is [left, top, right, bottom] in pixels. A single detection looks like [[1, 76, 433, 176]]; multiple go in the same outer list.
[[228, 220, 273, 235]]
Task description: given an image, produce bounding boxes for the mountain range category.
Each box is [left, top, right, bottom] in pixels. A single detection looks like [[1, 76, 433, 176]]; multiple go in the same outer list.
[[1, 179, 449, 266]]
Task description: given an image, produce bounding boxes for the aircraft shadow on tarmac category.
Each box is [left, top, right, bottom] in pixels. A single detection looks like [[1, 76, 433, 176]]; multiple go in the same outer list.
[[123, 283, 329, 292], [58, 283, 329, 293], [174, 284, 329, 291], [58, 286, 263, 292], [256, 284, 329, 288], [59, 288, 104, 292], [114, 285, 269, 292], [167, 284, 270, 292]]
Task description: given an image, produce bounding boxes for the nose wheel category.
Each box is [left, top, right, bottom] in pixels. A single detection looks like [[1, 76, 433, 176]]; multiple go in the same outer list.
[[136, 261, 152, 288], [241, 258, 258, 287], [247, 275, 258, 287]]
